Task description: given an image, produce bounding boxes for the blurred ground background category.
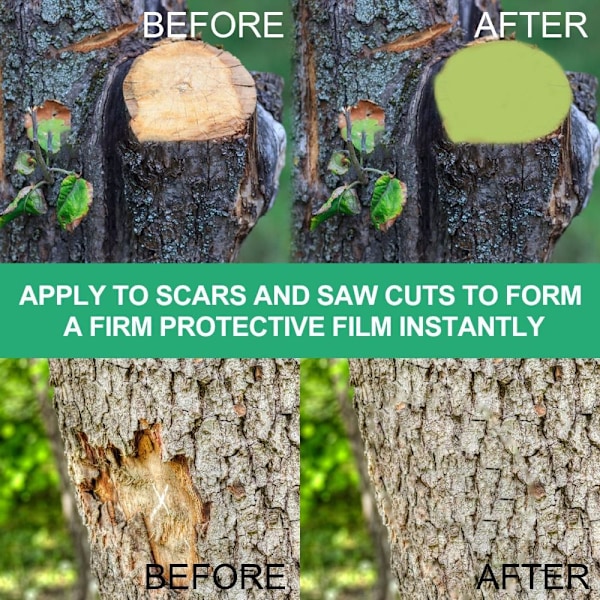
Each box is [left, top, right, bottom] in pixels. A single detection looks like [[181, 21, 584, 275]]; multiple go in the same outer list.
[[1, 2, 600, 600]]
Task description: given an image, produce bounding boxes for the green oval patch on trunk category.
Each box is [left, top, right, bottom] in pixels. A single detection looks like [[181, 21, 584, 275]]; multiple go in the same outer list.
[[434, 40, 572, 144]]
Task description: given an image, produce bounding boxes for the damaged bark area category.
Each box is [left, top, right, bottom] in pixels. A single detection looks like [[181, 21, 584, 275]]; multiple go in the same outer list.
[[0, 1, 285, 262], [293, 0, 599, 262], [107, 41, 285, 262], [122, 41, 257, 143], [49, 358, 300, 599], [77, 425, 204, 579], [350, 359, 600, 599]]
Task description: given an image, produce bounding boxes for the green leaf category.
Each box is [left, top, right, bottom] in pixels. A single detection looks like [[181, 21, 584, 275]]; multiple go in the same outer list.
[[310, 186, 361, 231], [56, 174, 93, 232], [0, 186, 47, 228], [327, 151, 350, 175], [24, 188, 48, 216], [338, 100, 385, 155], [25, 100, 71, 154], [13, 151, 36, 176], [370, 174, 407, 232]]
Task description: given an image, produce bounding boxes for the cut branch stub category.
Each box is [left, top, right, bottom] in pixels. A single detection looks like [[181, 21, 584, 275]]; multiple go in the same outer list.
[[123, 40, 257, 142], [434, 40, 573, 144]]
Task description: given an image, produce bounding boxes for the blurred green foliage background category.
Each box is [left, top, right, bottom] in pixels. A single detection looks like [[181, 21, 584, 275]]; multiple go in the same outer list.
[[301, 359, 378, 598], [0, 359, 76, 598]]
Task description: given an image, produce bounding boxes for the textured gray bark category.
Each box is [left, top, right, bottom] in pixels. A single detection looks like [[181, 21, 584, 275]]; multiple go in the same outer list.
[[0, 0, 284, 262], [350, 359, 600, 599], [49, 358, 300, 599], [292, 0, 599, 262]]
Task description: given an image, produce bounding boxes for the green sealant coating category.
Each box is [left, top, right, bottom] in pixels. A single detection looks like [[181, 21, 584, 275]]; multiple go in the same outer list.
[[434, 40, 573, 144]]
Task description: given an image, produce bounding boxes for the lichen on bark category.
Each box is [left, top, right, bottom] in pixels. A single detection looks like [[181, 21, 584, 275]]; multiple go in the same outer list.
[[0, 1, 285, 263]]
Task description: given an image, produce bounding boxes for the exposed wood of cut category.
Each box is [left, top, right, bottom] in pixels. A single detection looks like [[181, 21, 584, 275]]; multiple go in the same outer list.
[[123, 41, 257, 142]]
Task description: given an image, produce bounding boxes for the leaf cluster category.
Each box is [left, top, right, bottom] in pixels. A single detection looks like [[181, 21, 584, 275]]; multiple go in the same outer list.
[[1, 100, 92, 231], [311, 100, 407, 232]]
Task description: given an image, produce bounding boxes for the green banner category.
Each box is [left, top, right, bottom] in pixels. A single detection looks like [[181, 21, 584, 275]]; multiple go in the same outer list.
[[0, 264, 592, 358]]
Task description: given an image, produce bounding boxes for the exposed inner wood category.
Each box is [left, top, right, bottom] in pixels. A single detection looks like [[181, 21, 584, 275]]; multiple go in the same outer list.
[[123, 40, 257, 142], [51, 22, 139, 55], [78, 425, 203, 581], [364, 17, 457, 55]]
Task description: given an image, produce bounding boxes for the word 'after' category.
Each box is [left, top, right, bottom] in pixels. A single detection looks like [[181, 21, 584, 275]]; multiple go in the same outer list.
[[475, 12, 588, 39], [476, 563, 589, 591]]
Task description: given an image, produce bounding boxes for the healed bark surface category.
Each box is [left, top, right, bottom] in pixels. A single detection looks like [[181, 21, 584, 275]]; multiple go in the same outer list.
[[49, 358, 300, 599], [0, 0, 285, 262], [350, 359, 600, 599], [293, 0, 599, 262]]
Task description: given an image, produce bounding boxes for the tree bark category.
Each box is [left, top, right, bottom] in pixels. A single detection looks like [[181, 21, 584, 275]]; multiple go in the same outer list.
[[349, 359, 600, 599], [31, 359, 95, 600], [292, 0, 599, 262], [0, 0, 285, 262], [330, 360, 394, 600], [1, 3, 297, 598], [49, 358, 300, 599]]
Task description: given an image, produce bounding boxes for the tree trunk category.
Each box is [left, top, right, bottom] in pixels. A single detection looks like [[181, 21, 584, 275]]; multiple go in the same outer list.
[[1, 3, 297, 597], [31, 359, 95, 600], [0, 0, 285, 262], [49, 358, 300, 599], [349, 359, 600, 599], [330, 360, 394, 600], [292, 0, 599, 262]]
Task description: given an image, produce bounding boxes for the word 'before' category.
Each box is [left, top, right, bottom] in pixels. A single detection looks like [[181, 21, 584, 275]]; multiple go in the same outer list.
[[143, 12, 285, 39], [146, 563, 285, 591]]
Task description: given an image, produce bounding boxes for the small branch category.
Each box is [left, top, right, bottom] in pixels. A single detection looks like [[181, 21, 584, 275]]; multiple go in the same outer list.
[[363, 167, 387, 176], [49, 167, 73, 176], [344, 111, 367, 184], [30, 109, 54, 185]]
